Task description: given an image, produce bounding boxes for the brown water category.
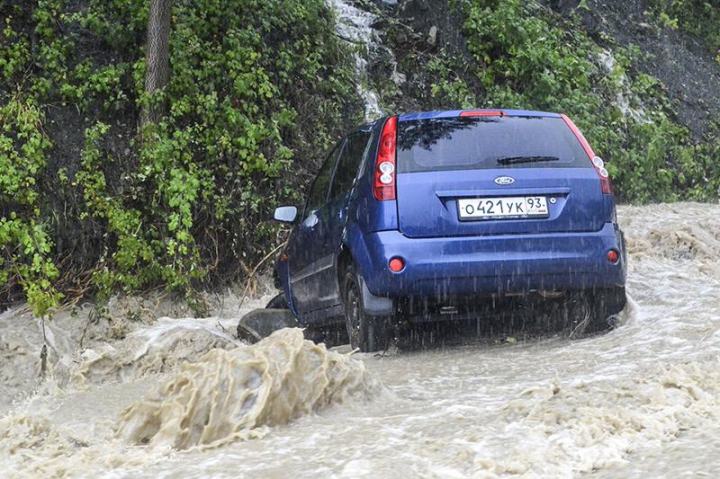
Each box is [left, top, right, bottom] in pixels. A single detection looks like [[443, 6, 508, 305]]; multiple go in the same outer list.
[[1, 203, 720, 478]]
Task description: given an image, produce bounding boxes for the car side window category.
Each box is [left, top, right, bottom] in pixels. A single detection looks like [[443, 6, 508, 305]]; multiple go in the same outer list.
[[329, 132, 371, 200], [304, 141, 344, 217]]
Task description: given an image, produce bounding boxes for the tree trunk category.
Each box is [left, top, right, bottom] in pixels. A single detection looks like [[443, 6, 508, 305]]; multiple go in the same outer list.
[[141, 0, 172, 127]]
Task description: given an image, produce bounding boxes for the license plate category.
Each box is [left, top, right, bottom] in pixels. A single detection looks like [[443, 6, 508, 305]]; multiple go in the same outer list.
[[457, 196, 549, 220]]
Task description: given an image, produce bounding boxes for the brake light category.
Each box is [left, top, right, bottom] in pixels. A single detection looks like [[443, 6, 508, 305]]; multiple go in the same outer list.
[[607, 249, 619, 264], [561, 114, 612, 194], [389, 257, 405, 272], [460, 110, 504, 117], [374, 116, 397, 201]]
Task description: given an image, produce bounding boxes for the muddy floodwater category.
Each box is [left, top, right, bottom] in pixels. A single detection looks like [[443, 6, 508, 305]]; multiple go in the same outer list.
[[1, 203, 720, 478]]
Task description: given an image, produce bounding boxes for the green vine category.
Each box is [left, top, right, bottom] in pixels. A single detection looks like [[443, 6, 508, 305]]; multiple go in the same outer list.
[[424, 0, 720, 202], [0, 0, 360, 315]]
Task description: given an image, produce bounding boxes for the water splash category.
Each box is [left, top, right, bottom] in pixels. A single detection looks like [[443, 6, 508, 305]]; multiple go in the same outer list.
[[115, 328, 381, 450]]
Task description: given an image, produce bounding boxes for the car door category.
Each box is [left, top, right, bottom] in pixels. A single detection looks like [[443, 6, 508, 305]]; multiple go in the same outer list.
[[308, 131, 372, 318], [287, 141, 344, 315]]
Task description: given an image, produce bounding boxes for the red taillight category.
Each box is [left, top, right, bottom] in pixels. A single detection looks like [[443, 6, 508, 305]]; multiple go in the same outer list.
[[374, 116, 397, 201], [460, 110, 504, 117], [389, 257, 405, 272], [561, 114, 612, 195], [607, 249, 619, 264]]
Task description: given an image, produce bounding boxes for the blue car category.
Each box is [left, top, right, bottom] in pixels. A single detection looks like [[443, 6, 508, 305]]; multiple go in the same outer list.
[[272, 109, 627, 351]]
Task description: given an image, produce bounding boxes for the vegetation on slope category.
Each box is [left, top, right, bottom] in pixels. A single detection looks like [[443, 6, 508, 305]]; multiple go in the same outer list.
[[384, 0, 720, 201], [460, 0, 720, 202], [1, 0, 361, 315], [1, 0, 719, 315], [647, 0, 720, 58]]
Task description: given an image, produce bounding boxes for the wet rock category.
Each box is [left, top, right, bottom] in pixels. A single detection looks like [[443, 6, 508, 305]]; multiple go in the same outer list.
[[427, 25, 438, 46], [394, 29, 408, 44], [236, 308, 299, 343], [543, 0, 720, 139]]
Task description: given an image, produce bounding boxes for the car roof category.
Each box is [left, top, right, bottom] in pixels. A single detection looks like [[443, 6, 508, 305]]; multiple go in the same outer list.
[[398, 109, 561, 121]]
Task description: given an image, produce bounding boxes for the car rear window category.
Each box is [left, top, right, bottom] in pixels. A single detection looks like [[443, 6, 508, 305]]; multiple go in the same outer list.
[[396, 116, 592, 173]]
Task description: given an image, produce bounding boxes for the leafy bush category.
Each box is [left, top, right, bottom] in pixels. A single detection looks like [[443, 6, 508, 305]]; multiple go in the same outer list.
[[2, 0, 719, 315], [0, 0, 361, 314], [646, 0, 720, 61], [0, 96, 62, 316], [424, 0, 720, 202]]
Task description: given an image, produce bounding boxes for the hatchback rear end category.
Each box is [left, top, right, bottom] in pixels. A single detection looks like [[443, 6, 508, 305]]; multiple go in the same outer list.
[[353, 109, 626, 336]]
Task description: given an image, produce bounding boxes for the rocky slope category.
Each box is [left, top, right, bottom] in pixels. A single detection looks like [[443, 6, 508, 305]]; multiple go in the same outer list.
[[548, 0, 720, 139], [364, 0, 720, 136]]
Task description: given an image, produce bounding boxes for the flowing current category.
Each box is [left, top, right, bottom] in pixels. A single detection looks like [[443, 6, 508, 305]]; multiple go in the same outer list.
[[1, 203, 720, 478]]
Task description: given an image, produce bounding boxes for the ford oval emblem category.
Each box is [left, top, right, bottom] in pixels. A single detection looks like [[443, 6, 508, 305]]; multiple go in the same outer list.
[[494, 176, 515, 186]]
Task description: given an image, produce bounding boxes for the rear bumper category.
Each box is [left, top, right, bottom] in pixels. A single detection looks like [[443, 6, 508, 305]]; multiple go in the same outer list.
[[358, 223, 627, 298]]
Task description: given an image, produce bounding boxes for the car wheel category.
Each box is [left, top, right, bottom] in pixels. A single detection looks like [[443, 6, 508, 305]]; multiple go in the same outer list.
[[562, 287, 626, 337], [563, 293, 594, 338], [584, 286, 627, 335], [343, 264, 389, 353], [265, 293, 288, 309]]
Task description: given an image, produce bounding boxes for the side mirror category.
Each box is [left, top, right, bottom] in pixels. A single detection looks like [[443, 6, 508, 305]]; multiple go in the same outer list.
[[273, 206, 298, 224]]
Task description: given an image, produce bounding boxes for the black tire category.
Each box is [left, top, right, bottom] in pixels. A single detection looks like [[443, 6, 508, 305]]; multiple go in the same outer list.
[[561, 292, 595, 338], [587, 286, 627, 334], [561, 287, 626, 337], [266, 292, 289, 310], [342, 264, 389, 353]]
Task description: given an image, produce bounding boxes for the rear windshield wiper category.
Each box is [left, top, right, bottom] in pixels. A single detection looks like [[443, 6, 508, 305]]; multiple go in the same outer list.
[[496, 156, 560, 165]]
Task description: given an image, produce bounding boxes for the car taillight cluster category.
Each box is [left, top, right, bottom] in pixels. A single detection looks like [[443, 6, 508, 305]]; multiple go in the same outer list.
[[561, 114, 612, 194], [373, 116, 397, 201]]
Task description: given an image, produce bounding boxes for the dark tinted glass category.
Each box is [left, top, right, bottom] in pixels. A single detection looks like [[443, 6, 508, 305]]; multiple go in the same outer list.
[[397, 116, 591, 173], [305, 142, 342, 215], [330, 132, 371, 199]]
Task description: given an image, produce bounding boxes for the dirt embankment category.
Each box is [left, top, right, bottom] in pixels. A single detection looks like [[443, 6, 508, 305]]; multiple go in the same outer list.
[[546, 0, 720, 139], [374, 0, 720, 138]]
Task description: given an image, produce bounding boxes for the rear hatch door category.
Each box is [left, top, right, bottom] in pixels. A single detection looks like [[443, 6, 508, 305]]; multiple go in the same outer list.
[[395, 114, 605, 238]]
